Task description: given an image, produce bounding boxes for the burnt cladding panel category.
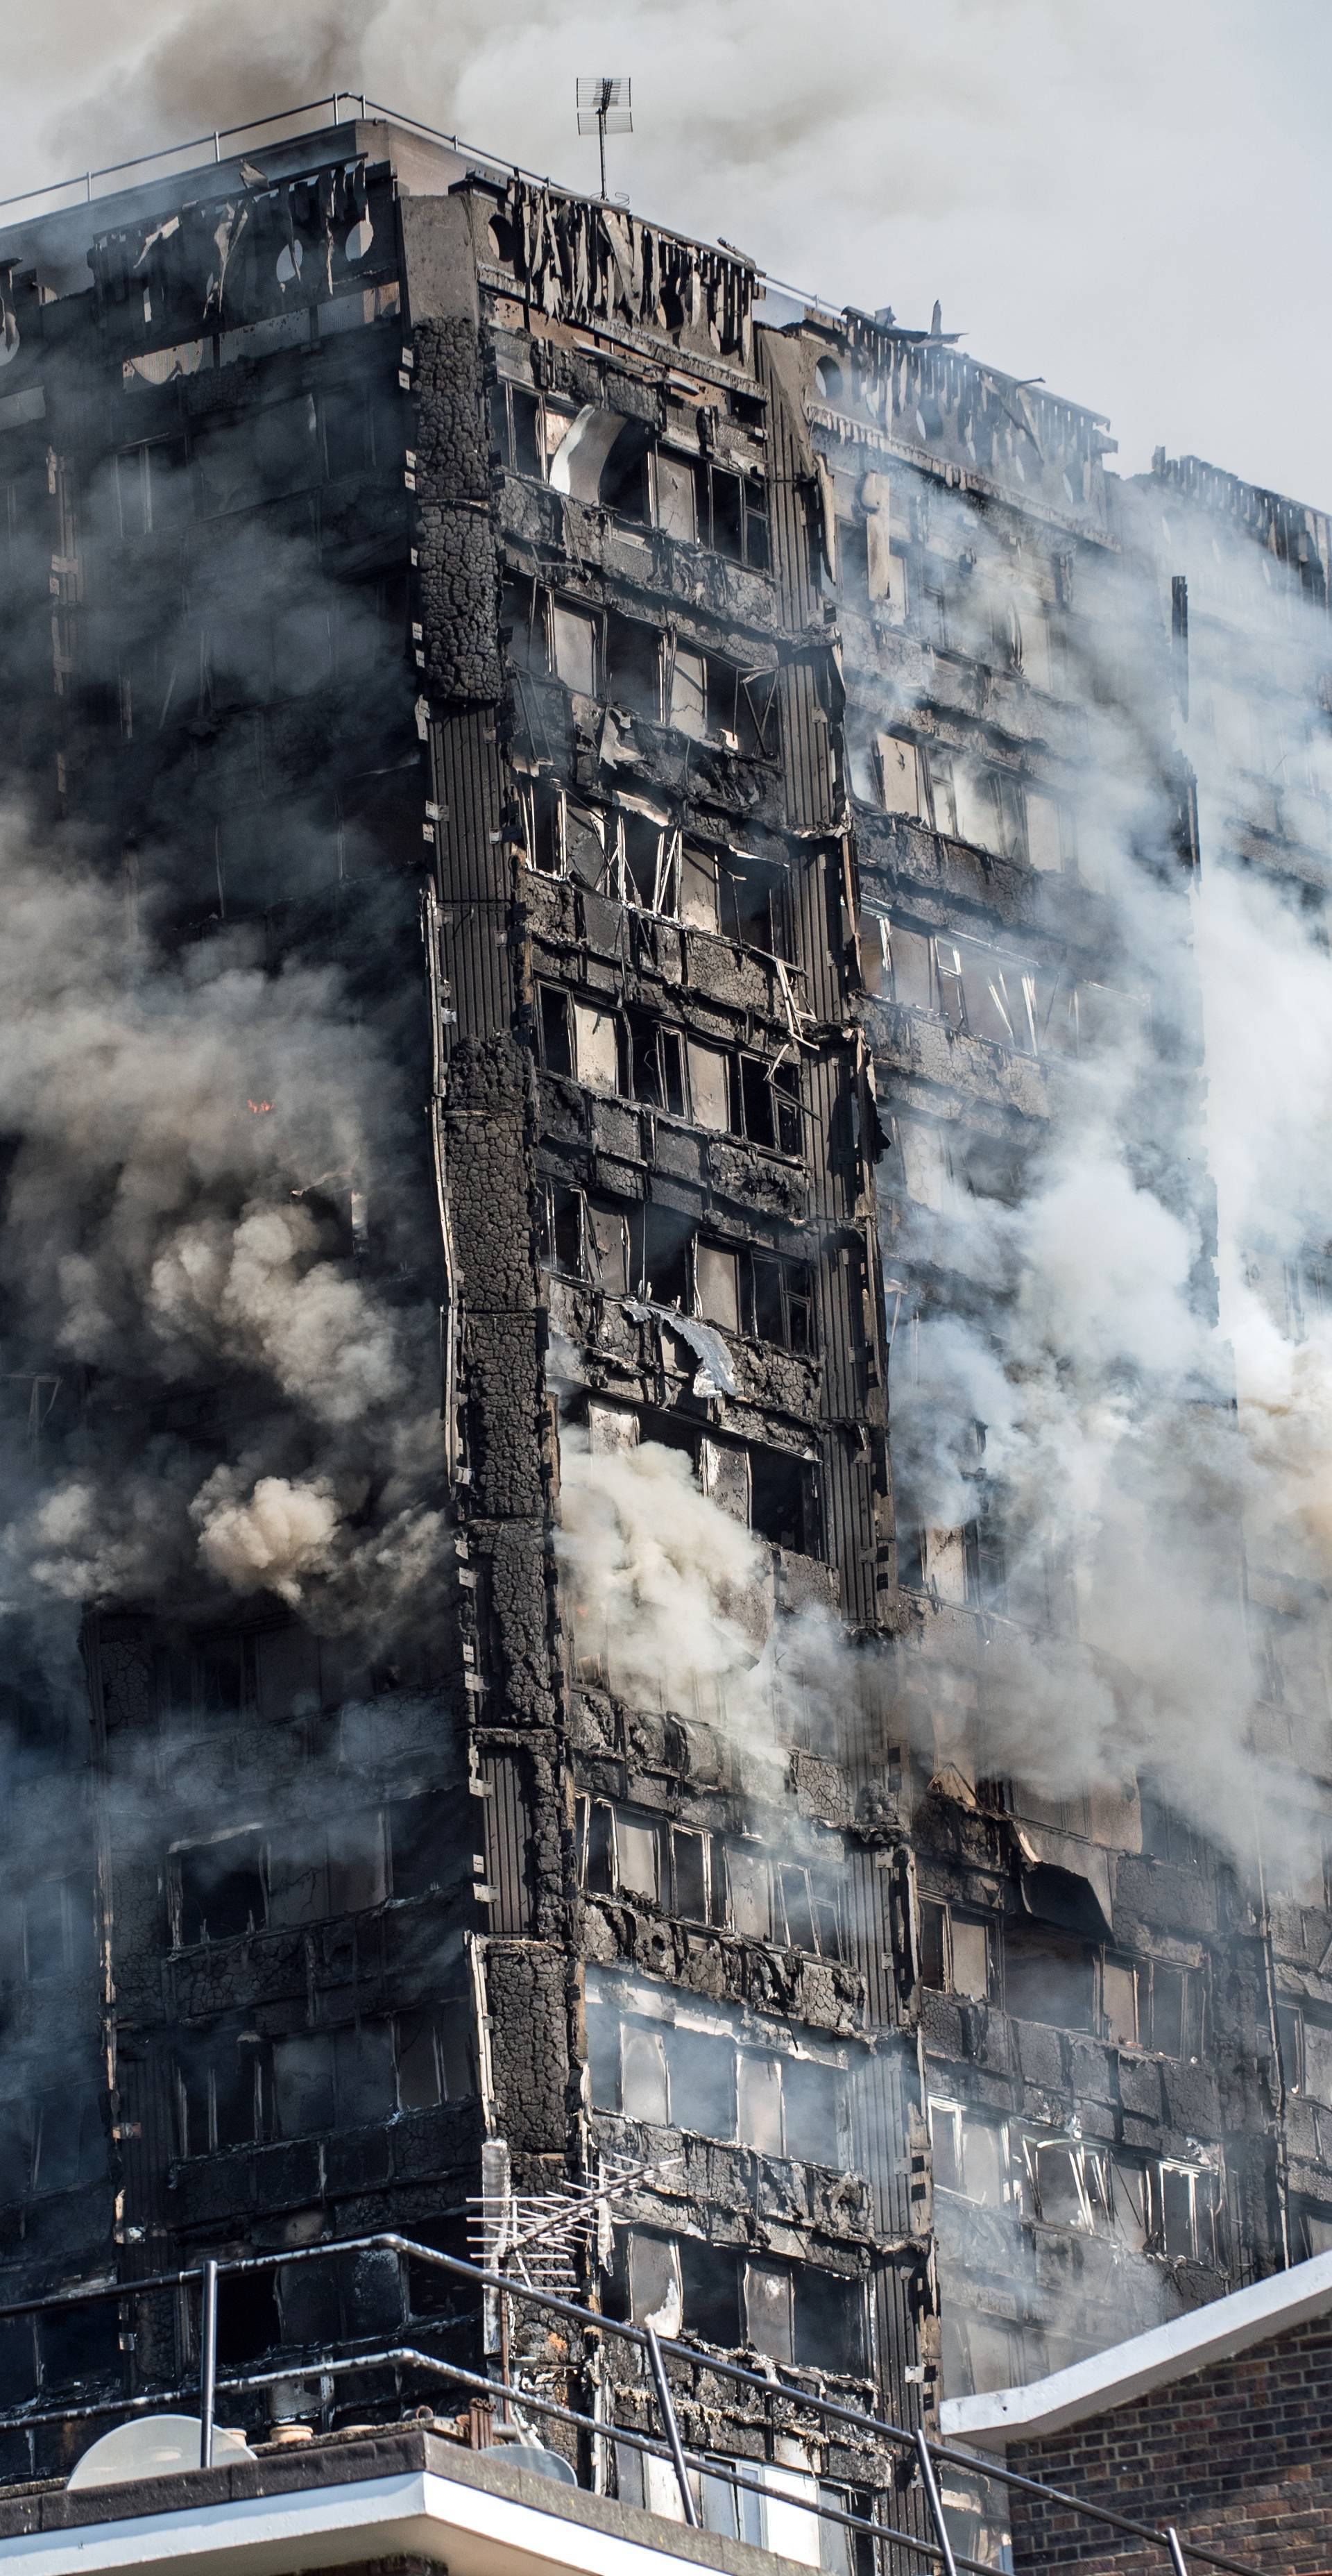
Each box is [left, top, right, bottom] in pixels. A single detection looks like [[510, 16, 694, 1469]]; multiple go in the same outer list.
[[758, 331, 821, 631], [481, 1751, 536, 1935], [791, 844, 843, 1032], [819, 1426, 880, 1629], [778, 658, 837, 837], [844, 1846, 901, 2038], [432, 710, 513, 1038], [853, 2037, 917, 2239]]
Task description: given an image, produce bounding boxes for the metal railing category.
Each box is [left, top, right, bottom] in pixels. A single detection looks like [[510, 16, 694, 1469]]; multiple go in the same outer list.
[[0, 91, 843, 321], [0, 2232, 1265, 2576]]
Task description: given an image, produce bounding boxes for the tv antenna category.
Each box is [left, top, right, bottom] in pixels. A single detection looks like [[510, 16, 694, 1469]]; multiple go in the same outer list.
[[577, 76, 632, 201]]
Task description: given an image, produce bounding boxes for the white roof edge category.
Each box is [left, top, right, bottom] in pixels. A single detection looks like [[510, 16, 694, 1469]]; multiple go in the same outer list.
[[939, 2248, 1332, 2450]]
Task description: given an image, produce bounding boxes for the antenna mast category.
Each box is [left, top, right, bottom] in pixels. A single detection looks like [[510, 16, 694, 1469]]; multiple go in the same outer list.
[[576, 76, 632, 201]]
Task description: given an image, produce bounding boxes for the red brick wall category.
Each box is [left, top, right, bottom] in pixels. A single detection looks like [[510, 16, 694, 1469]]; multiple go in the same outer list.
[[1006, 2312, 1332, 2576]]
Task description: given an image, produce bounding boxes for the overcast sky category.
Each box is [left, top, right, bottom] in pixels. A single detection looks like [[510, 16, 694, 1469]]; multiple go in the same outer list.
[[2, 0, 1328, 507]]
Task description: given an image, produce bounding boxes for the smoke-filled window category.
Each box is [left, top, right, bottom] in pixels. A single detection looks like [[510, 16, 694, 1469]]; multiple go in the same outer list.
[[587, 1976, 848, 2160], [489, 377, 544, 480], [176, 2004, 473, 2157], [1276, 2000, 1332, 2108], [614, 2228, 866, 2373], [577, 1802, 843, 1958], [1002, 1921, 1095, 2031], [919, 1901, 993, 2003], [0, 2084, 106, 2203], [667, 646, 778, 756], [114, 434, 191, 539], [551, 600, 600, 697], [928, 2099, 1009, 2206]]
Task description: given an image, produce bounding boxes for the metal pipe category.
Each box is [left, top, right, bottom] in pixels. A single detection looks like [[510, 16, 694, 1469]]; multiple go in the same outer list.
[[644, 2325, 697, 2527], [915, 2428, 959, 2576], [198, 2262, 218, 2468], [1168, 2530, 1190, 2576]]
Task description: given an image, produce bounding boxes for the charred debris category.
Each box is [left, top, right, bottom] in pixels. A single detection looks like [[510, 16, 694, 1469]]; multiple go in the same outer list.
[[0, 106, 1325, 2547]]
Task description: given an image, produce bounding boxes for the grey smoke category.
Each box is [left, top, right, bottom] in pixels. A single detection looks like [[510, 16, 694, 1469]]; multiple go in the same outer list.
[[0, 812, 444, 1635], [3, 0, 1326, 503]]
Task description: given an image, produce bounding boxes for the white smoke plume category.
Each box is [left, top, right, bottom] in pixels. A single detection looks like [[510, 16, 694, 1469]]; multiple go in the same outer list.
[[552, 482, 1332, 1886]]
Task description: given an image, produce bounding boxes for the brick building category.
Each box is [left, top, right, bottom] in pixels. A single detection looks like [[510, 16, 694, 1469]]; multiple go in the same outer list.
[[0, 94, 1326, 2532], [942, 2244, 1332, 2574]]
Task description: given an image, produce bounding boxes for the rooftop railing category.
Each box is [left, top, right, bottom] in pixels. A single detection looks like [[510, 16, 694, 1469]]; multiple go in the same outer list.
[[0, 92, 842, 320], [0, 2234, 1264, 2576]]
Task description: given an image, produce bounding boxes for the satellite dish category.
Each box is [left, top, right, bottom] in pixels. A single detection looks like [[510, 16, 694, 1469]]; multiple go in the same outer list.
[[68, 2414, 255, 2489]]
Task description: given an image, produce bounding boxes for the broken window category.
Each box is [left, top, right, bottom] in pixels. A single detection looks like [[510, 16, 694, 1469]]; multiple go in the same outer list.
[[28, 2085, 106, 2197], [679, 842, 720, 930], [1028, 2139, 1090, 2230], [176, 2029, 261, 2158], [667, 2022, 738, 2138], [669, 645, 708, 738], [611, 799, 676, 909], [629, 1200, 693, 1304], [502, 574, 548, 672], [270, 2008, 468, 2140], [599, 418, 651, 519], [115, 434, 191, 538], [1024, 788, 1069, 874], [667, 645, 778, 755], [875, 733, 924, 817], [717, 848, 792, 957], [537, 985, 574, 1076], [1278, 2001, 1332, 2106], [176, 1830, 266, 1946], [744, 2255, 793, 2362], [670, 1829, 710, 1922], [606, 613, 663, 719], [750, 1448, 812, 1553], [652, 448, 699, 542], [490, 377, 544, 479], [627, 1010, 685, 1115], [925, 749, 1026, 861], [616, 1817, 664, 1903], [386, 1793, 448, 1900], [685, 1040, 731, 1132], [919, 1901, 992, 2003], [748, 1252, 815, 1354], [574, 1001, 624, 1094], [701, 462, 769, 570], [737, 2051, 785, 2154], [538, 1178, 585, 1278], [794, 2269, 865, 2374], [737, 1055, 802, 1155], [1002, 1922, 1095, 2031], [695, 1241, 741, 1334], [724, 1845, 773, 1940], [624, 2230, 684, 2335], [1152, 2161, 1221, 2265], [860, 472, 905, 617], [1102, 1957, 1140, 2048], [935, 933, 1040, 1053], [551, 600, 600, 696]]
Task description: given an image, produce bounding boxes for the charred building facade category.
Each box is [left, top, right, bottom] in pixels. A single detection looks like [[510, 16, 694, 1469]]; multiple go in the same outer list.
[[0, 102, 1327, 2546]]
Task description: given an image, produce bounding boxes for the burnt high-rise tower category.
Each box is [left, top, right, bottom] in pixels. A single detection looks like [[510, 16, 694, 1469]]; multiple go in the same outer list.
[[0, 100, 1327, 2550]]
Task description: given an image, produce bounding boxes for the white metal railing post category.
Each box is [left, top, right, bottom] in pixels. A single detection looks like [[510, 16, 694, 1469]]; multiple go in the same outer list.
[[915, 2429, 959, 2576], [644, 2325, 698, 2527], [198, 2261, 218, 2468]]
